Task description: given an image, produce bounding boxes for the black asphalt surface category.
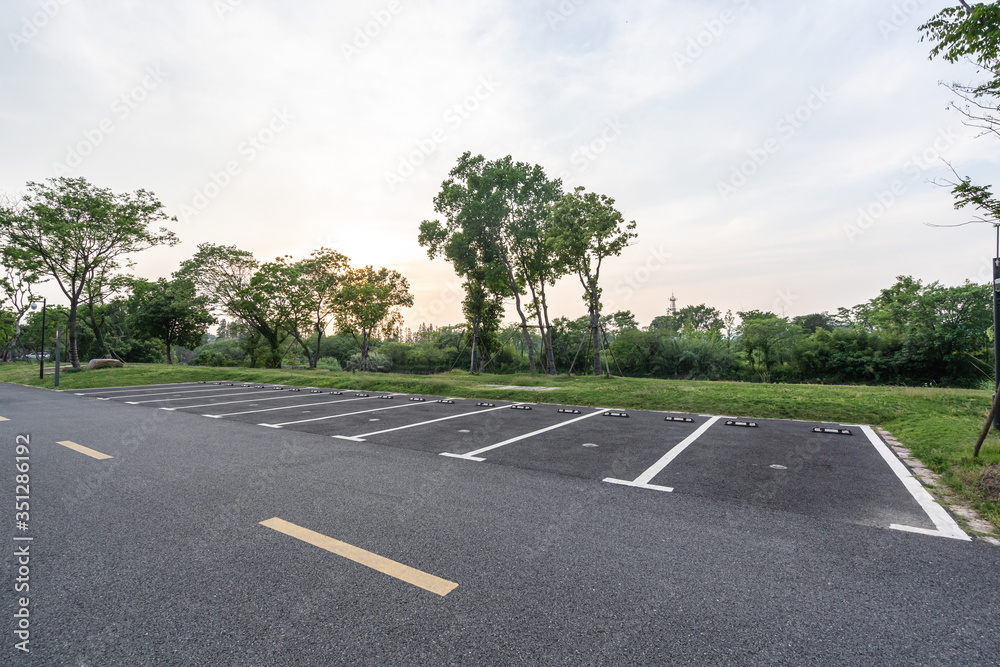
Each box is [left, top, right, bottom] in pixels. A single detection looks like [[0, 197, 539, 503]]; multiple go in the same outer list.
[[2, 380, 999, 665]]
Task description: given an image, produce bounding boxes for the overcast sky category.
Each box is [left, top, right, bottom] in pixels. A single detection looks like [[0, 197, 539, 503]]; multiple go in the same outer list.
[[2, 0, 996, 331]]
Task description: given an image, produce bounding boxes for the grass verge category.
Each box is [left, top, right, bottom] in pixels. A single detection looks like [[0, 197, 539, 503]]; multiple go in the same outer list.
[[3, 361, 998, 533]]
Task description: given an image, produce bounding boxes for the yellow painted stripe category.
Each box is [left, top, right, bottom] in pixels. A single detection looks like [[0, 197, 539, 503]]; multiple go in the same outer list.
[[56, 440, 113, 460], [260, 517, 458, 597], [0, 416, 9, 422]]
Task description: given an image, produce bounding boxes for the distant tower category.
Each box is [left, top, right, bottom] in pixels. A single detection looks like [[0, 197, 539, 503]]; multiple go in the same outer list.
[[669, 293, 677, 315]]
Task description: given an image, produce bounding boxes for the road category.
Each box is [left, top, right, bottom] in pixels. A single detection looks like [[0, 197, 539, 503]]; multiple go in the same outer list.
[[1, 380, 998, 665]]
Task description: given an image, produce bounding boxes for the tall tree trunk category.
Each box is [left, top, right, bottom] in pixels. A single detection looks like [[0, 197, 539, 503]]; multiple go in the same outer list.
[[510, 290, 536, 374], [591, 302, 602, 376], [496, 254, 536, 374], [526, 281, 554, 375], [166, 336, 173, 364], [310, 326, 323, 370], [538, 281, 557, 375], [67, 301, 81, 369], [469, 310, 479, 373]]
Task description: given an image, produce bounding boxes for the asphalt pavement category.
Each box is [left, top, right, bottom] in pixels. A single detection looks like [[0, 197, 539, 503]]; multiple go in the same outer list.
[[2, 380, 998, 666]]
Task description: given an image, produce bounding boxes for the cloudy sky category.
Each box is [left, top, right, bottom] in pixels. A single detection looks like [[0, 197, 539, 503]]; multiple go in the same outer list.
[[2, 0, 996, 330]]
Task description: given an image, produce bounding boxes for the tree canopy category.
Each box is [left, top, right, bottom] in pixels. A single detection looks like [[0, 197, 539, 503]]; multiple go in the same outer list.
[[0, 177, 178, 367]]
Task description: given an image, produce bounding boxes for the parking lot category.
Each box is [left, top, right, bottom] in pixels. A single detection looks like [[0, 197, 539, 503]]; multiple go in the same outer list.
[[4, 379, 999, 664], [70, 380, 966, 540]]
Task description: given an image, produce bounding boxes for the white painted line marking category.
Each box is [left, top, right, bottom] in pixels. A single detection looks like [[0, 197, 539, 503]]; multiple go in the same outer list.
[[92, 386, 251, 401], [203, 395, 379, 418], [440, 452, 485, 462], [342, 403, 516, 440], [161, 391, 354, 412], [442, 408, 606, 461], [603, 416, 721, 490], [72, 382, 206, 394], [333, 435, 366, 442], [261, 400, 426, 428], [124, 389, 280, 405], [860, 425, 970, 541], [603, 478, 674, 493]]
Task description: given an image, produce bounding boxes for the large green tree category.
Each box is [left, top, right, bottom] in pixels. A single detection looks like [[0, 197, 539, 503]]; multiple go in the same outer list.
[[268, 248, 350, 369], [548, 186, 637, 376], [419, 212, 509, 373], [0, 248, 43, 360], [0, 177, 178, 368], [920, 3, 1000, 230], [176, 243, 291, 368], [334, 265, 413, 371], [127, 278, 214, 364], [429, 152, 563, 374]]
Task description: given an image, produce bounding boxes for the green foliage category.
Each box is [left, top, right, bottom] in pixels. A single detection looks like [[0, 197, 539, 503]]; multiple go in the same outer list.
[[0, 177, 178, 368], [345, 350, 392, 372], [127, 278, 214, 364], [649, 304, 722, 334], [189, 337, 245, 367], [316, 356, 342, 371], [425, 152, 564, 374], [920, 3, 1000, 231], [334, 265, 413, 371]]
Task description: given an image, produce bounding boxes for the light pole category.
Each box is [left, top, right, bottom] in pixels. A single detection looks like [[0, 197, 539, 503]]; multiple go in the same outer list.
[[30, 298, 46, 380]]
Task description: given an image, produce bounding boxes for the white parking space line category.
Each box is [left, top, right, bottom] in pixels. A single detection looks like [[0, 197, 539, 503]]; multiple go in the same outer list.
[[333, 403, 519, 441], [440, 408, 607, 461], [127, 389, 271, 405], [260, 400, 428, 428], [73, 382, 205, 395], [203, 395, 382, 418], [98, 386, 251, 401], [162, 391, 353, 412], [603, 416, 721, 493], [859, 425, 970, 541]]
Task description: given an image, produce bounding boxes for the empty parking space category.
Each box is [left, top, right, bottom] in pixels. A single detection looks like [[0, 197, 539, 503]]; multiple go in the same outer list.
[[483, 409, 703, 481], [66, 381, 969, 539], [202, 392, 384, 421], [368, 402, 598, 456], [641, 417, 940, 531]]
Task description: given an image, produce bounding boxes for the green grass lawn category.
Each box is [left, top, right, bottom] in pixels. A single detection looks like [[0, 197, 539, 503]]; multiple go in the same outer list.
[[3, 361, 999, 533]]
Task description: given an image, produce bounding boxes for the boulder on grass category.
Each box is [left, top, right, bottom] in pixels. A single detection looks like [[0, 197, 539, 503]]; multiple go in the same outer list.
[[87, 358, 124, 370]]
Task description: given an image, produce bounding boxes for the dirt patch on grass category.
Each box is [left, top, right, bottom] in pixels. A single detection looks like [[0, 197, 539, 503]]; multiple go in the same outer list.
[[975, 464, 1000, 502]]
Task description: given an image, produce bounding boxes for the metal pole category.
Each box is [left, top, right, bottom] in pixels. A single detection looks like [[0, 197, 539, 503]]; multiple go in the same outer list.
[[993, 257, 1000, 429], [38, 298, 46, 380], [54, 326, 61, 388]]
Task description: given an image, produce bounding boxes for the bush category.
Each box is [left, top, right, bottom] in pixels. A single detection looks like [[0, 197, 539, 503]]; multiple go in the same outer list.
[[317, 356, 342, 371], [346, 350, 392, 372], [189, 338, 245, 367]]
